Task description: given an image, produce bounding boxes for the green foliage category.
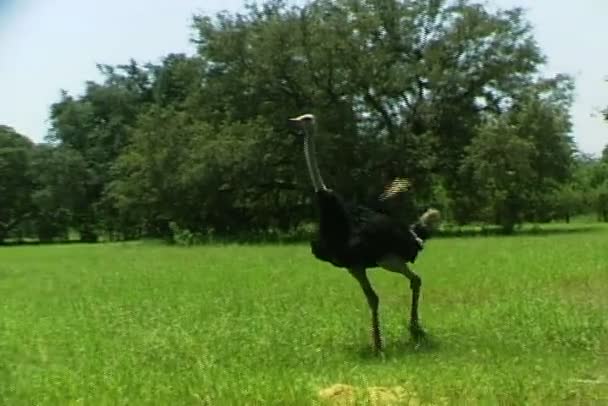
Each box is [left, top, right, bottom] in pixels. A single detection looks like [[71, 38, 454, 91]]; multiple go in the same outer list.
[[1, 229, 607, 403], [596, 182, 608, 222], [47, 61, 156, 241], [0, 0, 589, 240], [565, 154, 608, 222], [168, 221, 204, 246], [0, 125, 34, 241], [551, 183, 583, 223], [460, 117, 536, 232], [458, 90, 574, 231], [590, 164, 608, 222], [28, 145, 89, 241]]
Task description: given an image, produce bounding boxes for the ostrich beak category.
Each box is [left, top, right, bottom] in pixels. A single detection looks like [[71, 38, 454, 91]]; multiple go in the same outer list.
[[289, 113, 315, 122], [287, 117, 303, 132], [288, 117, 302, 127]]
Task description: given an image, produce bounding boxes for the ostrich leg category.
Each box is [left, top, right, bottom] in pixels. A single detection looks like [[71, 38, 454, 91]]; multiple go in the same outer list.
[[348, 268, 382, 352], [405, 265, 425, 340], [378, 255, 426, 341]]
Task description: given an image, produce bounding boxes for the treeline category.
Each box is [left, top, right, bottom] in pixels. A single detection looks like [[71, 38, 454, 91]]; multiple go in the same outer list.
[[1, 0, 608, 243]]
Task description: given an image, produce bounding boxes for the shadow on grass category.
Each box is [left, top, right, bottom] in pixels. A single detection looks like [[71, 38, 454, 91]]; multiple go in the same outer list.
[[434, 224, 602, 239], [0, 239, 101, 247], [347, 333, 442, 361]]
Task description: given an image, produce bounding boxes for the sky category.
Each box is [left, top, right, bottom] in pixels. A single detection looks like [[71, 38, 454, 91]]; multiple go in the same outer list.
[[0, 0, 606, 155]]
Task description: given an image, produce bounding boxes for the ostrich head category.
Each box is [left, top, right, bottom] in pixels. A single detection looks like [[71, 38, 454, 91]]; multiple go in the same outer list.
[[288, 113, 315, 134]]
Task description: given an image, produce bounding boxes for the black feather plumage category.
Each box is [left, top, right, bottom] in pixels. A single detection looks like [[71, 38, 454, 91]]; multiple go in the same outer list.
[[310, 189, 424, 269]]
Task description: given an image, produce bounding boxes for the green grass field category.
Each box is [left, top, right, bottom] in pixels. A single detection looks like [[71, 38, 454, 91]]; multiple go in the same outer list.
[[1, 225, 607, 405]]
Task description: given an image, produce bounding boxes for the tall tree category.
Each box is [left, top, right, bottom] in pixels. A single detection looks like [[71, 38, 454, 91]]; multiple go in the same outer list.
[[459, 116, 536, 232], [47, 61, 154, 241], [29, 145, 89, 242], [458, 85, 574, 231], [191, 0, 564, 210], [0, 125, 34, 242]]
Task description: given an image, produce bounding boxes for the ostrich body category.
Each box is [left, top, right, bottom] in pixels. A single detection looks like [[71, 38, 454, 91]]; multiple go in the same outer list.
[[289, 113, 440, 352]]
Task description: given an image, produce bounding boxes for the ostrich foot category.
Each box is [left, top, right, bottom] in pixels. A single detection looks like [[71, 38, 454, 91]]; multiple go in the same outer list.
[[409, 320, 426, 342], [371, 330, 383, 354]]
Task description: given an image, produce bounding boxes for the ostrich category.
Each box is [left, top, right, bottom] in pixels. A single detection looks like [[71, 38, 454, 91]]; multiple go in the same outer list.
[[289, 113, 440, 352]]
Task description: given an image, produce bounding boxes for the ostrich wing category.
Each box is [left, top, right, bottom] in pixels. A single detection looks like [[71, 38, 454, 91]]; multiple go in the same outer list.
[[379, 177, 411, 201], [374, 177, 419, 226]]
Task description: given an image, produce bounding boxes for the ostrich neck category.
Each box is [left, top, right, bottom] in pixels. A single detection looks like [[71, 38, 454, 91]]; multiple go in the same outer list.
[[303, 125, 326, 192]]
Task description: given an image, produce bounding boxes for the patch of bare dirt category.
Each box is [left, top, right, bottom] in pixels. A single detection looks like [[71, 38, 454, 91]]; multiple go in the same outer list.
[[555, 274, 608, 309], [317, 383, 448, 405]]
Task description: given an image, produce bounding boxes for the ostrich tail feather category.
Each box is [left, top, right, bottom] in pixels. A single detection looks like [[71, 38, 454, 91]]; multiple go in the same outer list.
[[411, 208, 441, 242], [419, 208, 441, 230]]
